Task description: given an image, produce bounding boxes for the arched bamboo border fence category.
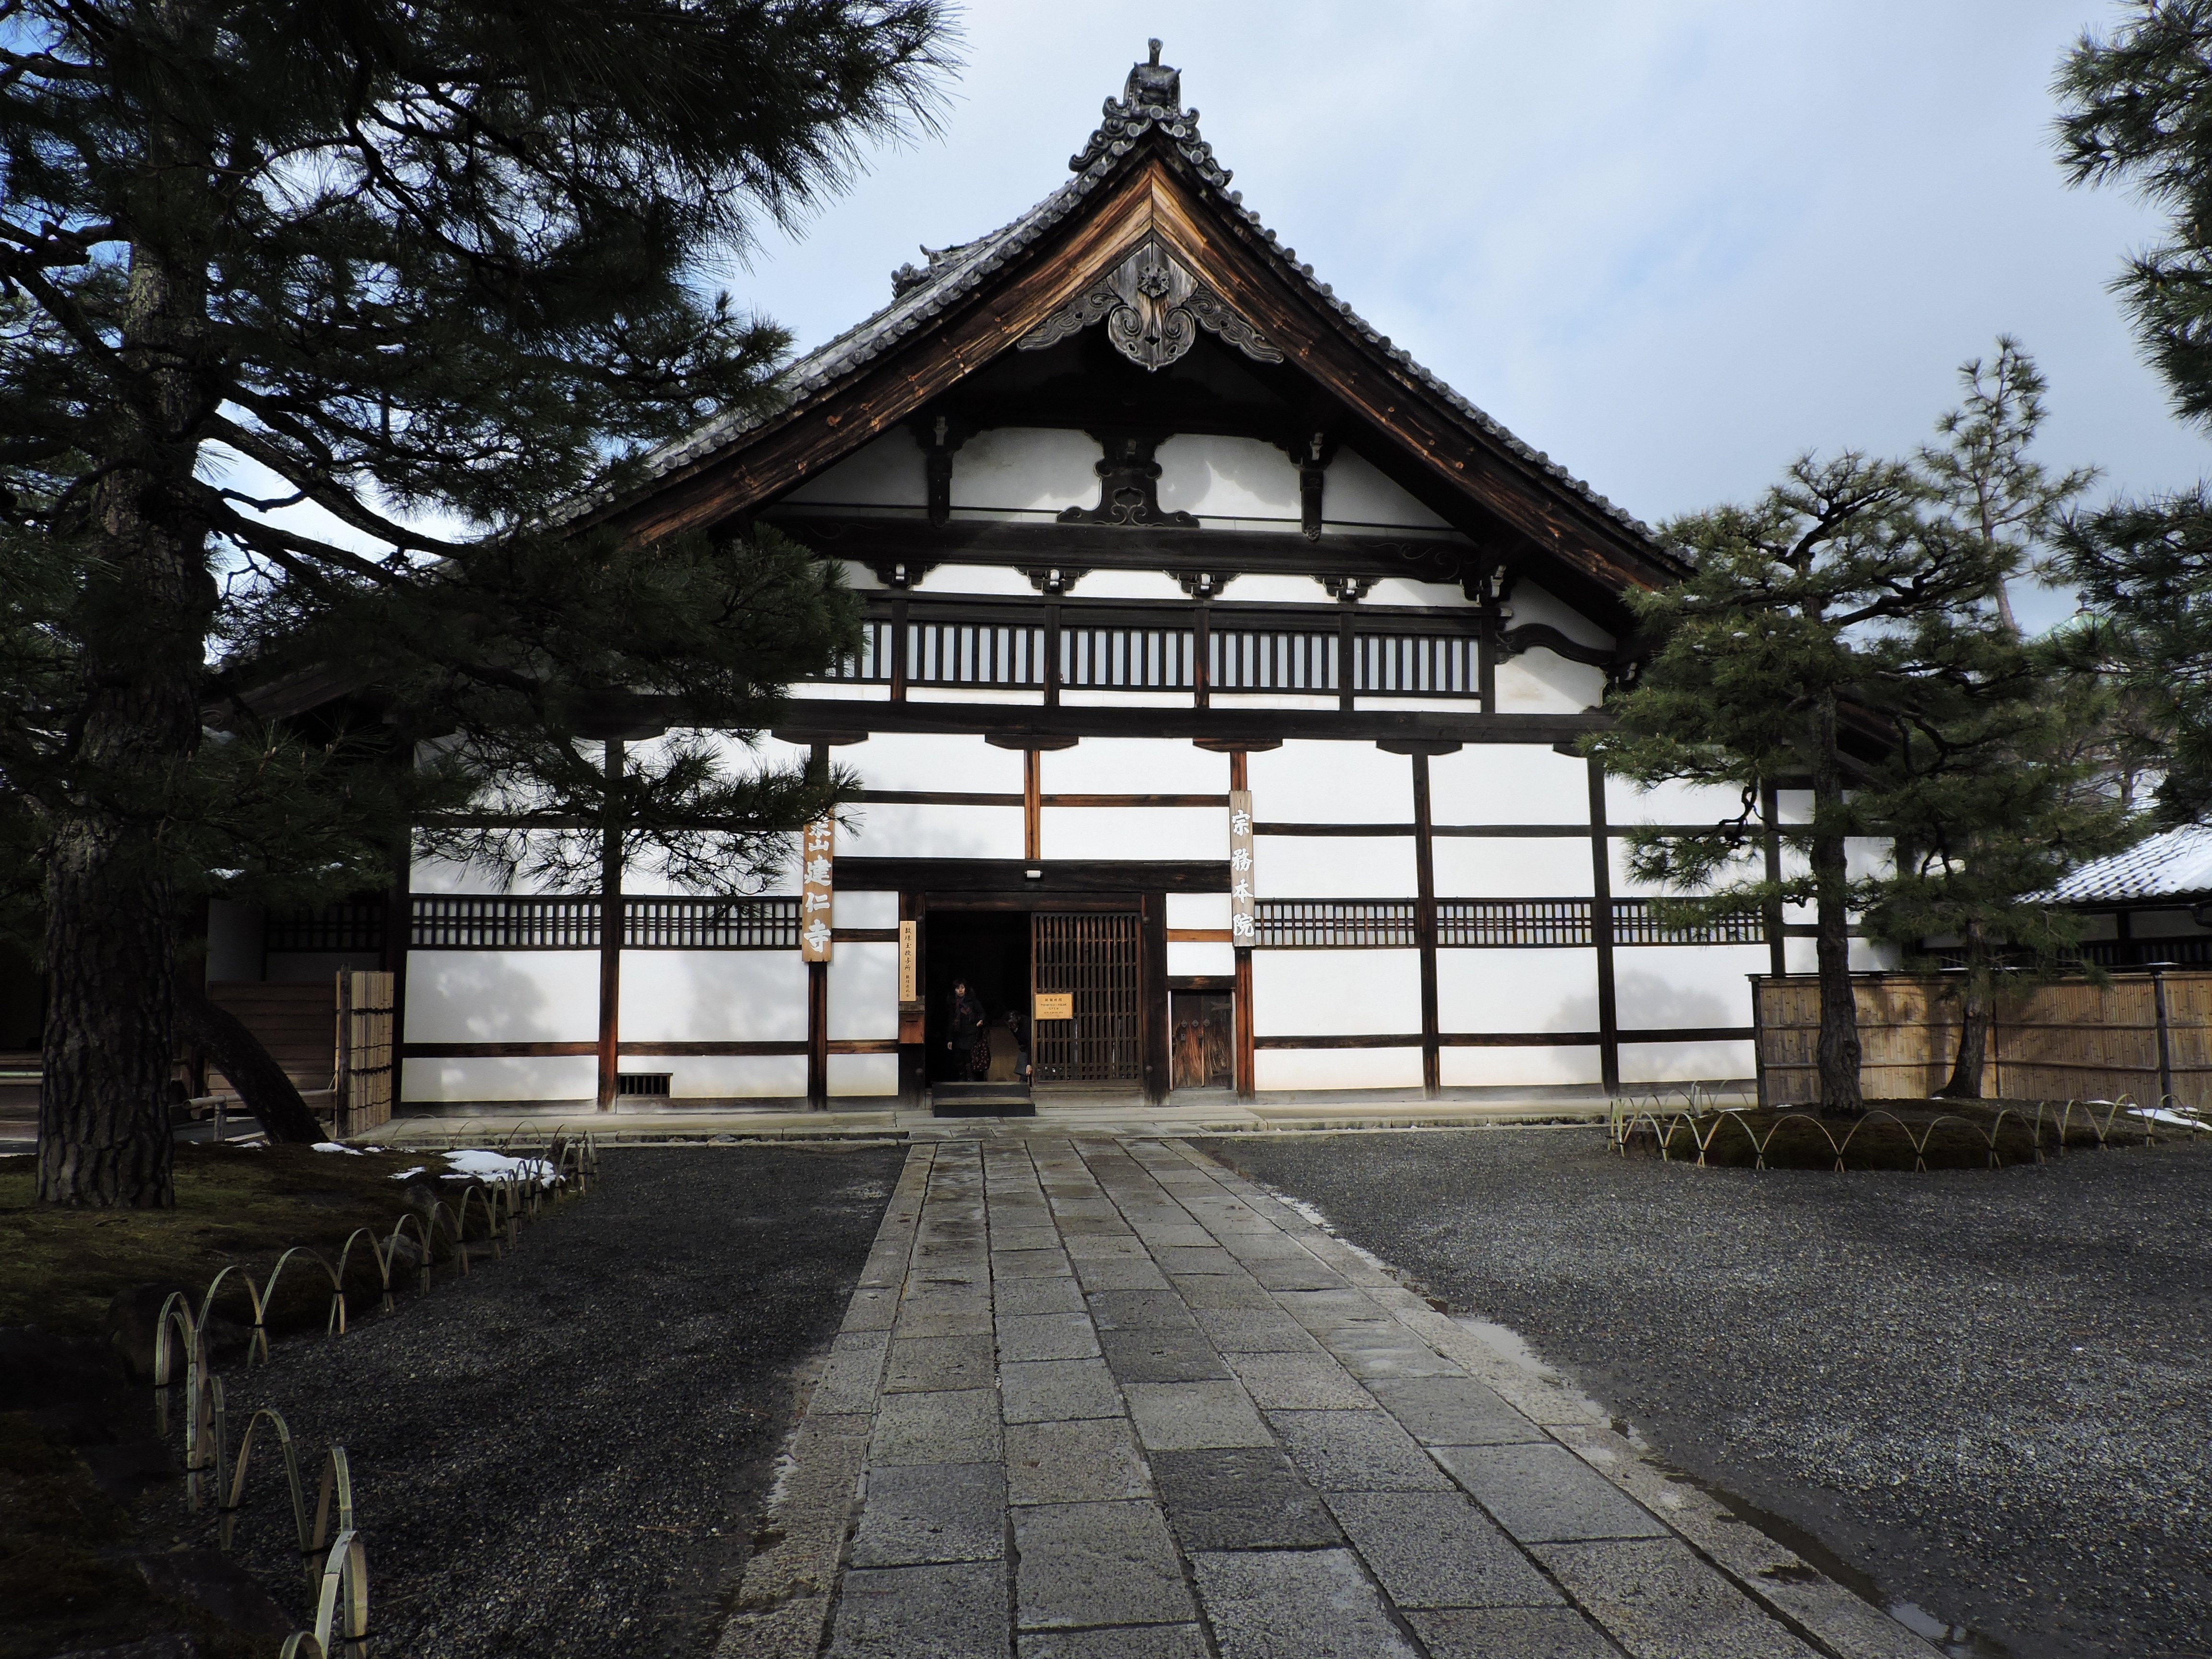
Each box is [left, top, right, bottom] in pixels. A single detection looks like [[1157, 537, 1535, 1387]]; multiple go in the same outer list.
[[1605, 1090, 2205, 1171]]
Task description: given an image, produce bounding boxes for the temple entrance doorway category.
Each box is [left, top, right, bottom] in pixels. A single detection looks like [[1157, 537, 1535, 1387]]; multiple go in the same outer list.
[[924, 909, 1030, 1085], [1031, 911, 1142, 1086]]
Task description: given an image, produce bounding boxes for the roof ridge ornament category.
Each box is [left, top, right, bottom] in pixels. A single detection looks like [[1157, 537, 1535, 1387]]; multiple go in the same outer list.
[[1017, 237, 1283, 371], [1068, 40, 1231, 190]]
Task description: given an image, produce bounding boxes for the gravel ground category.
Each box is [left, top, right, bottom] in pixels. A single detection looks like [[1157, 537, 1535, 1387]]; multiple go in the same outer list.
[[1199, 1128, 2212, 1659], [189, 1143, 903, 1659]]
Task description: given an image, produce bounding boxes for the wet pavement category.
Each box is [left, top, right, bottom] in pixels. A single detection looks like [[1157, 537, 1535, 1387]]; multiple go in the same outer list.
[[1203, 1128, 2212, 1659], [718, 1136, 1943, 1659]]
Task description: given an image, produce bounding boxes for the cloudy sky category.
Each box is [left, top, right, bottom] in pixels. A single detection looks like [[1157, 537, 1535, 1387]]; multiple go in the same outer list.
[[726, 1, 2203, 633]]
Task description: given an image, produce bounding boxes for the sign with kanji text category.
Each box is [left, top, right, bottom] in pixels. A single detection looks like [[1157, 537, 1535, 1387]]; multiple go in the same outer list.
[[1228, 789, 1256, 946], [800, 816, 834, 962], [898, 920, 918, 1005], [1034, 992, 1075, 1022]]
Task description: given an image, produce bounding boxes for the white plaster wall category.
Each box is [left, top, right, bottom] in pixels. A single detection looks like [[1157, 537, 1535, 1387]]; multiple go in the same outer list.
[[1322, 448, 1451, 530], [1249, 741, 1412, 824], [1508, 581, 1614, 651], [1432, 838, 1593, 898], [1045, 806, 1221, 861], [830, 942, 898, 1040], [906, 686, 1047, 706], [780, 431, 926, 507], [1613, 946, 1762, 1032], [621, 952, 805, 1042], [402, 1056, 594, 1103], [1169, 943, 1236, 977], [1155, 434, 1299, 525], [831, 1054, 898, 1096], [910, 561, 1039, 597], [1620, 1041, 1756, 1084], [1427, 745, 1590, 826], [949, 428, 1098, 514], [1437, 948, 1597, 1037], [406, 951, 597, 1041], [1066, 570, 1190, 601], [1218, 574, 1334, 605], [673, 1056, 806, 1099], [1440, 1046, 1601, 1088], [1261, 836, 1417, 899], [1258, 1046, 1424, 1092], [850, 733, 1021, 793], [844, 803, 1022, 860], [1044, 737, 1227, 793], [1494, 651, 1605, 714], [1168, 893, 1231, 930], [1362, 578, 1472, 608], [1058, 689, 1194, 708], [1601, 774, 1754, 826], [1256, 950, 1420, 1036], [836, 891, 899, 928]]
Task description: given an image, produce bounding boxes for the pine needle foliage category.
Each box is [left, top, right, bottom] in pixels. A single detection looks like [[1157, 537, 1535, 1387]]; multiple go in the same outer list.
[[0, 0, 953, 1205]]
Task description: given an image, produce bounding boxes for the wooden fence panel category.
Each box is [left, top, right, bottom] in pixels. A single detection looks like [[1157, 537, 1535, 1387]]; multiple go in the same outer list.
[[335, 971, 396, 1138], [1755, 972, 2211, 1106]]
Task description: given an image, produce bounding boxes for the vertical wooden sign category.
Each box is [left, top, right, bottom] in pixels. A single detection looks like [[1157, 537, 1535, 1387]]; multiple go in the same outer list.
[[800, 816, 834, 961], [1228, 789, 1256, 944], [898, 919, 918, 1004]]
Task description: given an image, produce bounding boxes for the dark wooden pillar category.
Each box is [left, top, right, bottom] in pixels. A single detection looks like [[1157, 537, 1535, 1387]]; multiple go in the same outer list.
[[890, 596, 909, 702], [383, 839, 411, 1108], [1193, 596, 1212, 710], [1045, 601, 1062, 709], [1229, 749, 1257, 1100], [596, 738, 625, 1111], [1761, 781, 1787, 980], [1142, 891, 1169, 1105], [1024, 748, 1043, 861], [898, 892, 927, 1104], [806, 743, 830, 1110], [1412, 753, 1441, 1098], [1337, 598, 1358, 713], [1587, 756, 1620, 1094]]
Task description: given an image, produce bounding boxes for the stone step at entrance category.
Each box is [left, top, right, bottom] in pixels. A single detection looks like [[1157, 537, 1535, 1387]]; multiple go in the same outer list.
[[929, 1082, 1037, 1118]]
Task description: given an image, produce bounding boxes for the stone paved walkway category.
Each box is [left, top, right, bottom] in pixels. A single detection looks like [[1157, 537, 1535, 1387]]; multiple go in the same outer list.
[[715, 1137, 1941, 1659]]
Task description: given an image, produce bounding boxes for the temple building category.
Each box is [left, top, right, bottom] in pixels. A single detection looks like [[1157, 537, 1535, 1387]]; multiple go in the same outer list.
[[242, 47, 1841, 1116]]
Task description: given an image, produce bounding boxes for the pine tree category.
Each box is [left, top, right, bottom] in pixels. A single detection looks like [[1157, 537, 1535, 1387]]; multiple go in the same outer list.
[[0, 1, 950, 1206], [1875, 343, 2116, 1097], [2056, 0, 2212, 823], [1589, 458, 2010, 1114]]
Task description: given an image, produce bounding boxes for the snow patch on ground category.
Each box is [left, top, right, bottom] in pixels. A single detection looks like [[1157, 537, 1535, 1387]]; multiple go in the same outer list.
[[440, 1148, 559, 1186], [311, 1142, 361, 1155], [389, 1165, 428, 1181]]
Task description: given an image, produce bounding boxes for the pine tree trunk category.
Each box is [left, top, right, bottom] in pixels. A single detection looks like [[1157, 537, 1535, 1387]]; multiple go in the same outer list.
[[1810, 689, 1866, 1116], [36, 145, 216, 1204], [1937, 922, 1990, 1099], [173, 986, 329, 1144]]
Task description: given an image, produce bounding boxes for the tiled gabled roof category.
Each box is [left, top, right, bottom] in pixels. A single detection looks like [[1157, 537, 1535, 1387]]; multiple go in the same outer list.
[[2044, 824, 2212, 904], [600, 48, 1657, 550]]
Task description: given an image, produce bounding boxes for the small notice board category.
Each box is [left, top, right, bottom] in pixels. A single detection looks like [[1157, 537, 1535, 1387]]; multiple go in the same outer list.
[[1033, 991, 1075, 1022]]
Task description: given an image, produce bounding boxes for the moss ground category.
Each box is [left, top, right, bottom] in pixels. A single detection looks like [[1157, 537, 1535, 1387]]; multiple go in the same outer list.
[[0, 1142, 463, 1341], [0, 1141, 494, 1658]]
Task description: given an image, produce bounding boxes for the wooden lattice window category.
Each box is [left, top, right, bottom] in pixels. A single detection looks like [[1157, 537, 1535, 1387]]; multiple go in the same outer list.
[[1031, 911, 1142, 1083]]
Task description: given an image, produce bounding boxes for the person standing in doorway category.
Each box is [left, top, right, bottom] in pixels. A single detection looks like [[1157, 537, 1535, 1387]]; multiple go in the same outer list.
[[948, 978, 986, 1082]]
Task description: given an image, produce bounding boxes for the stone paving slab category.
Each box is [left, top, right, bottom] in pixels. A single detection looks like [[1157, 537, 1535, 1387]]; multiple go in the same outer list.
[[716, 1134, 1940, 1659]]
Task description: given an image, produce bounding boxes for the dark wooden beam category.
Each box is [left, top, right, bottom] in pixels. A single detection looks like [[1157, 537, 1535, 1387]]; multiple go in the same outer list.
[[781, 699, 1607, 747], [1142, 891, 1169, 1106], [836, 857, 1227, 893]]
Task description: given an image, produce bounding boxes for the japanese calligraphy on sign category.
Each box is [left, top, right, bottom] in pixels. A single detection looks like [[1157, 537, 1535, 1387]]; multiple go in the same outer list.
[[1228, 789, 1256, 946], [800, 816, 834, 962], [898, 920, 918, 1005]]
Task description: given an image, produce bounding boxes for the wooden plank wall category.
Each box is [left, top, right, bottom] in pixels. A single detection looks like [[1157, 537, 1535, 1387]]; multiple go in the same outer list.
[[1755, 972, 2212, 1106], [207, 981, 336, 1094]]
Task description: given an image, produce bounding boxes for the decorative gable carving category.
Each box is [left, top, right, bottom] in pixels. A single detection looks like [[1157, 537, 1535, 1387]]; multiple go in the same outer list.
[[1058, 431, 1198, 529], [1018, 239, 1283, 373]]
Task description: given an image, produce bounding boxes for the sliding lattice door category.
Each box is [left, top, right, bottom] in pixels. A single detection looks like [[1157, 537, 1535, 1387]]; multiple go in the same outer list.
[[1031, 912, 1142, 1084]]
